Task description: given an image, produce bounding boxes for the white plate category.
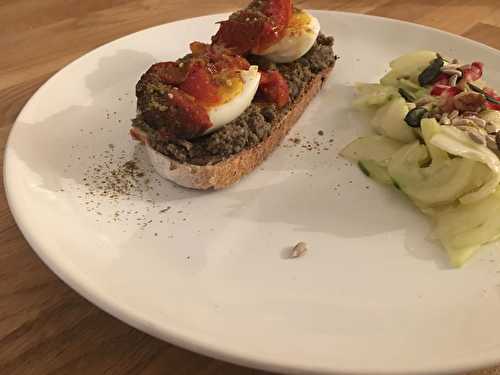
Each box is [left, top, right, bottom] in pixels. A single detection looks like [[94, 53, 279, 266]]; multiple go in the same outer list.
[[5, 11, 500, 375]]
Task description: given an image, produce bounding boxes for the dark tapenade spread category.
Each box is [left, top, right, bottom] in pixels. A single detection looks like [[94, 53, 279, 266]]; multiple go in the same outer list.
[[133, 34, 337, 166]]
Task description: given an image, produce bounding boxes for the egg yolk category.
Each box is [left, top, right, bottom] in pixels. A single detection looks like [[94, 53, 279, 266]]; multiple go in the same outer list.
[[212, 72, 244, 107], [287, 8, 313, 37]]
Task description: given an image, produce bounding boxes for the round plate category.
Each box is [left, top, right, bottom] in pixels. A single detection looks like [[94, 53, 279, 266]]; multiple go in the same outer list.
[[5, 11, 500, 375]]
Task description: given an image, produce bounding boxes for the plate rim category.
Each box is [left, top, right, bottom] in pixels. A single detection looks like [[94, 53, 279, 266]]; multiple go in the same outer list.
[[4, 10, 500, 375]]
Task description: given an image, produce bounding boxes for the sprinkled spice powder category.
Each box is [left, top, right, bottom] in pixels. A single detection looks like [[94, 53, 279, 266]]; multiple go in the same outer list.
[[66, 142, 193, 234]]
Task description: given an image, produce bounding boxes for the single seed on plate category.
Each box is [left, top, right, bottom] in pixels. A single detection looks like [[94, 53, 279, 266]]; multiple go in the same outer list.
[[468, 129, 485, 145], [449, 74, 459, 87], [449, 110, 459, 119], [486, 135, 498, 151], [290, 242, 307, 258], [441, 69, 463, 76]]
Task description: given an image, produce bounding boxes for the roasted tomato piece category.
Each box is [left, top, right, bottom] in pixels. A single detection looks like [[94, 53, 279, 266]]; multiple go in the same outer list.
[[259, 70, 290, 108], [212, 0, 292, 54], [462, 62, 484, 82], [179, 62, 221, 106], [212, 11, 266, 55], [257, 0, 293, 51], [142, 89, 212, 140]]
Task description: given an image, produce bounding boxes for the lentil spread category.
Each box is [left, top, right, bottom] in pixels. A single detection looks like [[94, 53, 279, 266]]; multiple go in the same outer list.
[[133, 34, 336, 166]]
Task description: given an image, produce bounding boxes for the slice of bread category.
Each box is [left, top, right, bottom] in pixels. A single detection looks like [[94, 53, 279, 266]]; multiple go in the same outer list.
[[130, 65, 333, 189]]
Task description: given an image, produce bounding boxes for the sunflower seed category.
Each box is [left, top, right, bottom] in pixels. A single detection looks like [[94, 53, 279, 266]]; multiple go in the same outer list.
[[452, 118, 476, 127], [290, 242, 307, 258], [455, 125, 474, 132], [441, 69, 463, 76], [468, 130, 485, 145], [449, 74, 459, 87], [467, 116, 486, 128], [486, 122, 500, 134], [440, 112, 451, 125], [415, 96, 433, 106], [486, 135, 498, 151], [443, 63, 461, 70], [448, 110, 459, 119], [463, 111, 479, 117]]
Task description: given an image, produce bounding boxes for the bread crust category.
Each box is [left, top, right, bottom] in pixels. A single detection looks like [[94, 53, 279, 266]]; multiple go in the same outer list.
[[131, 66, 333, 190]]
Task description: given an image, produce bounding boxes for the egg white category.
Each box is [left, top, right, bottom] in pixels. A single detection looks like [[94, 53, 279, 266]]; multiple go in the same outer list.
[[204, 65, 261, 134], [257, 10, 320, 63]]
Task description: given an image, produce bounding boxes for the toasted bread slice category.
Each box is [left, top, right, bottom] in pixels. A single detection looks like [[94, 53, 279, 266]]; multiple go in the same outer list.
[[130, 65, 332, 189]]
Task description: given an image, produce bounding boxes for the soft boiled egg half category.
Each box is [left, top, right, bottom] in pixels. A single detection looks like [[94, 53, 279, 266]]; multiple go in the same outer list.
[[204, 65, 261, 134], [256, 9, 320, 63]]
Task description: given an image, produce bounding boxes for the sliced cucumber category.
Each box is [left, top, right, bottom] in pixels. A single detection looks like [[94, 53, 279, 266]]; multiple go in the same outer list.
[[381, 51, 437, 88], [420, 118, 448, 162], [387, 141, 490, 207], [340, 135, 404, 165], [372, 97, 417, 143], [352, 83, 399, 110], [358, 160, 392, 184], [430, 126, 500, 204], [389, 50, 437, 71], [434, 188, 500, 267]]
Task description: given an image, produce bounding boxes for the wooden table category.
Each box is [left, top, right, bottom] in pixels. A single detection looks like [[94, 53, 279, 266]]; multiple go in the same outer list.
[[1, 1, 500, 374]]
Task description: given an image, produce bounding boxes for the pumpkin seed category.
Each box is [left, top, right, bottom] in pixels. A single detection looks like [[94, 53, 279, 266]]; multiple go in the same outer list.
[[398, 88, 416, 102], [405, 107, 428, 128], [468, 83, 500, 105], [418, 58, 445, 86]]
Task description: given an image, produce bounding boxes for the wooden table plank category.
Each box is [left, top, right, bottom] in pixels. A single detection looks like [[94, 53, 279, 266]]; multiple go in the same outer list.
[[1, 1, 500, 374]]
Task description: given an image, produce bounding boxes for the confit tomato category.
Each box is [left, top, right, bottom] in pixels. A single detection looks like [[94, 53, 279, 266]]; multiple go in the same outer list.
[[259, 70, 290, 108], [179, 62, 221, 106], [212, 0, 292, 54]]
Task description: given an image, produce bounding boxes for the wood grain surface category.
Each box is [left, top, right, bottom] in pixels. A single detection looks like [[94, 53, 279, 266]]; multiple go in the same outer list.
[[1, 1, 500, 374]]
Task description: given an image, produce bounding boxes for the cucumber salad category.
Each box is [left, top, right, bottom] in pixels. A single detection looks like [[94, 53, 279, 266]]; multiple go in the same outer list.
[[341, 50, 500, 267]]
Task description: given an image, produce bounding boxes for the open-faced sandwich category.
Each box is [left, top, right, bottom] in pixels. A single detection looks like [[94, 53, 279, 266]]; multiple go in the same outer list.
[[131, 0, 337, 189]]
